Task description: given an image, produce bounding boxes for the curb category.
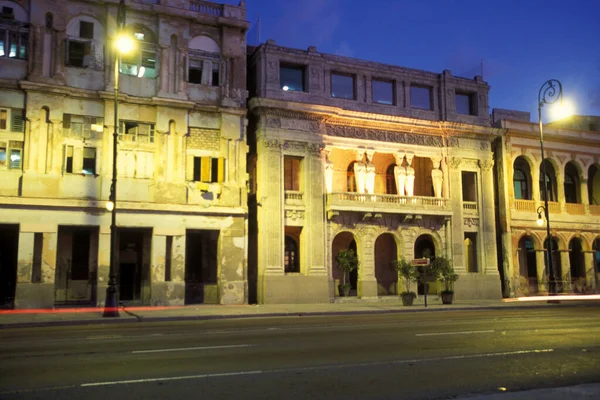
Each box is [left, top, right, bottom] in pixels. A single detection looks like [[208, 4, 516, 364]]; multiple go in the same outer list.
[[2, 301, 599, 329]]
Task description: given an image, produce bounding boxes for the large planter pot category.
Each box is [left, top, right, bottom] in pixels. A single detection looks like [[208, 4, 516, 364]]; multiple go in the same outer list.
[[441, 291, 454, 304], [338, 284, 351, 297], [401, 292, 416, 306]]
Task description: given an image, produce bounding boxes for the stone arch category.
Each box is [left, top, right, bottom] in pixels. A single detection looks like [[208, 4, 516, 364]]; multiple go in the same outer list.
[[65, 15, 106, 69], [413, 229, 444, 257], [189, 35, 221, 53], [0, 1, 28, 22], [332, 231, 359, 295], [374, 233, 398, 295]]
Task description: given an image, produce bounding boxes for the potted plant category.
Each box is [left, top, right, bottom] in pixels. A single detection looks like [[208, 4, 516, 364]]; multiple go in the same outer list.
[[392, 257, 419, 306], [430, 256, 459, 304], [335, 249, 359, 297]]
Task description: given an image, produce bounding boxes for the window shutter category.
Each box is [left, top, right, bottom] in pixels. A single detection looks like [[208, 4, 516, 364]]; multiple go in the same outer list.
[[200, 156, 211, 182], [63, 114, 71, 130], [217, 157, 225, 182], [11, 109, 24, 132]]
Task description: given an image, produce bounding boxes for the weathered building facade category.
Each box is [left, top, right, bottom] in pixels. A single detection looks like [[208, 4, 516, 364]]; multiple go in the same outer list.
[[247, 41, 504, 303], [493, 110, 600, 297], [0, 0, 250, 308]]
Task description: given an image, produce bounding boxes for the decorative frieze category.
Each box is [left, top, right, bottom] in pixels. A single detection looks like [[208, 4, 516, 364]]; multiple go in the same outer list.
[[464, 218, 479, 228], [325, 124, 443, 147]]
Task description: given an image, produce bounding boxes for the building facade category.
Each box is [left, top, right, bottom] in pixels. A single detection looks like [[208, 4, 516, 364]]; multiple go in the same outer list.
[[493, 110, 600, 296], [0, 0, 250, 308], [247, 41, 504, 303]]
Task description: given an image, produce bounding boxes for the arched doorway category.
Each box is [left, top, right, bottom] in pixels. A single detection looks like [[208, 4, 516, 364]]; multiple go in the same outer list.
[[375, 233, 398, 295], [332, 232, 358, 296], [414, 234, 436, 295], [517, 236, 537, 294], [543, 237, 561, 292], [569, 238, 585, 292]]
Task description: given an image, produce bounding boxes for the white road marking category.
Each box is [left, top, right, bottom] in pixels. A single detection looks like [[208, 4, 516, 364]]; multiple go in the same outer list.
[[82, 348, 554, 387], [86, 335, 123, 340], [416, 329, 495, 337], [131, 344, 253, 354]]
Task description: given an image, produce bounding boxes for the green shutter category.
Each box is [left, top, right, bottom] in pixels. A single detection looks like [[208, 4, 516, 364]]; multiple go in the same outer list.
[[11, 109, 24, 132]]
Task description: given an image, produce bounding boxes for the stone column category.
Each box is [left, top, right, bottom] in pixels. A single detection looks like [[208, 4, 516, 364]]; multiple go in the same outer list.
[[96, 227, 111, 306], [357, 229, 377, 299], [559, 250, 571, 292], [308, 145, 327, 277], [535, 249, 547, 293], [479, 159, 499, 275], [49, 119, 62, 175], [151, 234, 167, 305], [584, 251, 596, 289], [557, 176, 566, 212], [14, 232, 34, 308], [448, 157, 465, 271]]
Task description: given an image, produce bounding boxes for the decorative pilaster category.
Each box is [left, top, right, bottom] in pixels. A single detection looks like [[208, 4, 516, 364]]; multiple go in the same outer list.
[[479, 159, 498, 275]]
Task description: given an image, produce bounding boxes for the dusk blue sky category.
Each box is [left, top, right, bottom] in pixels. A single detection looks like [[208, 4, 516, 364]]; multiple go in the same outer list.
[[234, 0, 600, 122]]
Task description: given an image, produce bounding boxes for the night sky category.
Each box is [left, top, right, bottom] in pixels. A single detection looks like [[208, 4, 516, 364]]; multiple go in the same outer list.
[[232, 0, 600, 122]]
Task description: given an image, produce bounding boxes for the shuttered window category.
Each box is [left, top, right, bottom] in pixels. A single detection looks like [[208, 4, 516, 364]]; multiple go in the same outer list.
[[284, 156, 302, 191], [190, 156, 226, 183]]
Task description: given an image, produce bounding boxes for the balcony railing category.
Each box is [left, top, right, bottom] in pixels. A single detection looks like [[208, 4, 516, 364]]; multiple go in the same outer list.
[[190, 0, 223, 16], [285, 191, 303, 203], [463, 201, 478, 213], [590, 205, 600, 216], [514, 199, 536, 212], [547, 201, 560, 214], [327, 192, 451, 214], [565, 203, 585, 215]]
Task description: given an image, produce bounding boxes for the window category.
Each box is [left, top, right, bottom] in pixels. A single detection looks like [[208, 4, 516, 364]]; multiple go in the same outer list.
[[65, 145, 74, 173], [461, 171, 477, 202], [0, 108, 7, 130], [82, 148, 96, 175], [191, 156, 225, 183], [539, 174, 556, 202], [0, 145, 5, 166], [66, 21, 97, 68], [0, 29, 27, 59], [410, 85, 432, 110], [372, 79, 394, 105], [79, 21, 93, 39], [386, 164, 397, 194], [464, 233, 478, 273], [9, 149, 21, 169], [284, 235, 300, 273], [67, 40, 89, 67], [284, 156, 302, 191], [1, 6, 14, 19], [119, 121, 155, 143], [280, 65, 305, 92], [165, 236, 173, 282], [187, 51, 220, 86], [456, 92, 476, 115], [120, 25, 157, 78], [331, 73, 355, 100], [0, 139, 24, 169], [513, 168, 530, 200], [63, 114, 103, 139], [10, 108, 24, 132]]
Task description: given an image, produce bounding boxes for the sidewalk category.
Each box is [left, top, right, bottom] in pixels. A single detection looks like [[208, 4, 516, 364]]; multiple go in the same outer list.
[[1, 296, 599, 328]]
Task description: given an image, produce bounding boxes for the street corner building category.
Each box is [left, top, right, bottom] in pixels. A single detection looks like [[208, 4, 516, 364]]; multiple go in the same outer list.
[[246, 41, 504, 303], [492, 111, 600, 297], [0, 0, 250, 308]]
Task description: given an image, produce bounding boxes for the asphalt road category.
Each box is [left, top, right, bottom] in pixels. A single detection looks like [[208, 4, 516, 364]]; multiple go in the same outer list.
[[0, 307, 599, 400]]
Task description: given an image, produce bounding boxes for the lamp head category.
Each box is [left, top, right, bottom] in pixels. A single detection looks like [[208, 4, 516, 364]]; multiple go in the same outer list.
[[115, 33, 135, 54], [106, 201, 115, 211], [536, 211, 544, 227], [550, 98, 574, 121]]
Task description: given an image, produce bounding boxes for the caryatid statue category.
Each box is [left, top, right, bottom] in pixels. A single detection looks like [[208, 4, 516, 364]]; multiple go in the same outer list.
[[405, 153, 415, 196], [431, 156, 443, 198], [365, 150, 376, 194], [394, 153, 406, 196], [323, 148, 334, 193]]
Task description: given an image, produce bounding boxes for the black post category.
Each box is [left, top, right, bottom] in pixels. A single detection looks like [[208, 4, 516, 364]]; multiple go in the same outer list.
[[537, 79, 563, 296], [104, 0, 127, 318]]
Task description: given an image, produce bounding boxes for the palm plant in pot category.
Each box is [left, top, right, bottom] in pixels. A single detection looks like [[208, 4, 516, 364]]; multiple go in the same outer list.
[[430, 255, 459, 304], [335, 249, 359, 297], [392, 257, 419, 306]]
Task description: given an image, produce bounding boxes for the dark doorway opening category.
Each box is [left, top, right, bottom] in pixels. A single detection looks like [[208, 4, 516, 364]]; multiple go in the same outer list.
[[185, 230, 219, 304], [414, 235, 435, 295], [118, 228, 151, 304], [0, 224, 19, 309], [518, 236, 537, 294]]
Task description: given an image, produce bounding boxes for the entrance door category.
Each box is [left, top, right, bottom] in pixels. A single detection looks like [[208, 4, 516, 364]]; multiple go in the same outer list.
[[118, 229, 145, 302], [185, 230, 219, 304], [0, 225, 19, 308], [414, 235, 436, 295]]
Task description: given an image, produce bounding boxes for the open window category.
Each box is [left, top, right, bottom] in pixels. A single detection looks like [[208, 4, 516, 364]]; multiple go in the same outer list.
[[120, 24, 157, 78], [187, 35, 221, 86], [63, 114, 103, 139], [0, 4, 28, 60], [119, 121, 155, 143], [65, 18, 104, 69]]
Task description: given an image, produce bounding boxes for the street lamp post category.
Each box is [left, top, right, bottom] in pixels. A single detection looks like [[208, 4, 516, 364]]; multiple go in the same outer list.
[[537, 79, 564, 296], [104, 0, 133, 317]]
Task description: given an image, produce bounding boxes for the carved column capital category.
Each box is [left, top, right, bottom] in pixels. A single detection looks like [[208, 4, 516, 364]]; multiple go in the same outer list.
[[448, 157, 462, 169], [479, 159, 494, 171]]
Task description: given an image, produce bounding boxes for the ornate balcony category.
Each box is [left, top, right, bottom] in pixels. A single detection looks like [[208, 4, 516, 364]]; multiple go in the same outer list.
[[565, 203, 585, 215], [463, 201, 478, 214], [514, 199, 536, 212], [326, 192, 451, 215]]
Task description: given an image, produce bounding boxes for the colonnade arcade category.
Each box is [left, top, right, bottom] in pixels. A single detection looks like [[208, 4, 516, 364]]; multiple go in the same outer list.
[[512, 232, 599, 296]]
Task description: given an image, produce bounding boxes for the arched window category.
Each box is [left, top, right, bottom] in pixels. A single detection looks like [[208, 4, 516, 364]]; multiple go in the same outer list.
[[188, 35, 221, 86], [564, 162, 580, 204], [65, 16, 105, 69], [284, 236, 299, 273], [45, 13, 53, 30], [539, 160, 557, 202], [513, 168, 529, 199], [120, 24, 157, 78], [0, 2, 29, 59], [347, 162, 356, 192], [385, 164, 396, 194]]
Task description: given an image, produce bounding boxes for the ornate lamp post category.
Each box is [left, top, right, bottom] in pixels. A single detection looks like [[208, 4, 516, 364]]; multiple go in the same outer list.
[[104, 0, 134, 317], [537, 79, 564, 296]]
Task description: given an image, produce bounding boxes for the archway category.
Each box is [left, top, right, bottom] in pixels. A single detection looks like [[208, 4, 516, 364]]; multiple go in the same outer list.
[[374, 233, 398, 295], [513, 156, 532, 200], [517, 236, 537, 294], [569, 238, 585, 292], [332, 232, 358, 295], [543, 237, 561, 292], [414, 234, 436, 295]]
